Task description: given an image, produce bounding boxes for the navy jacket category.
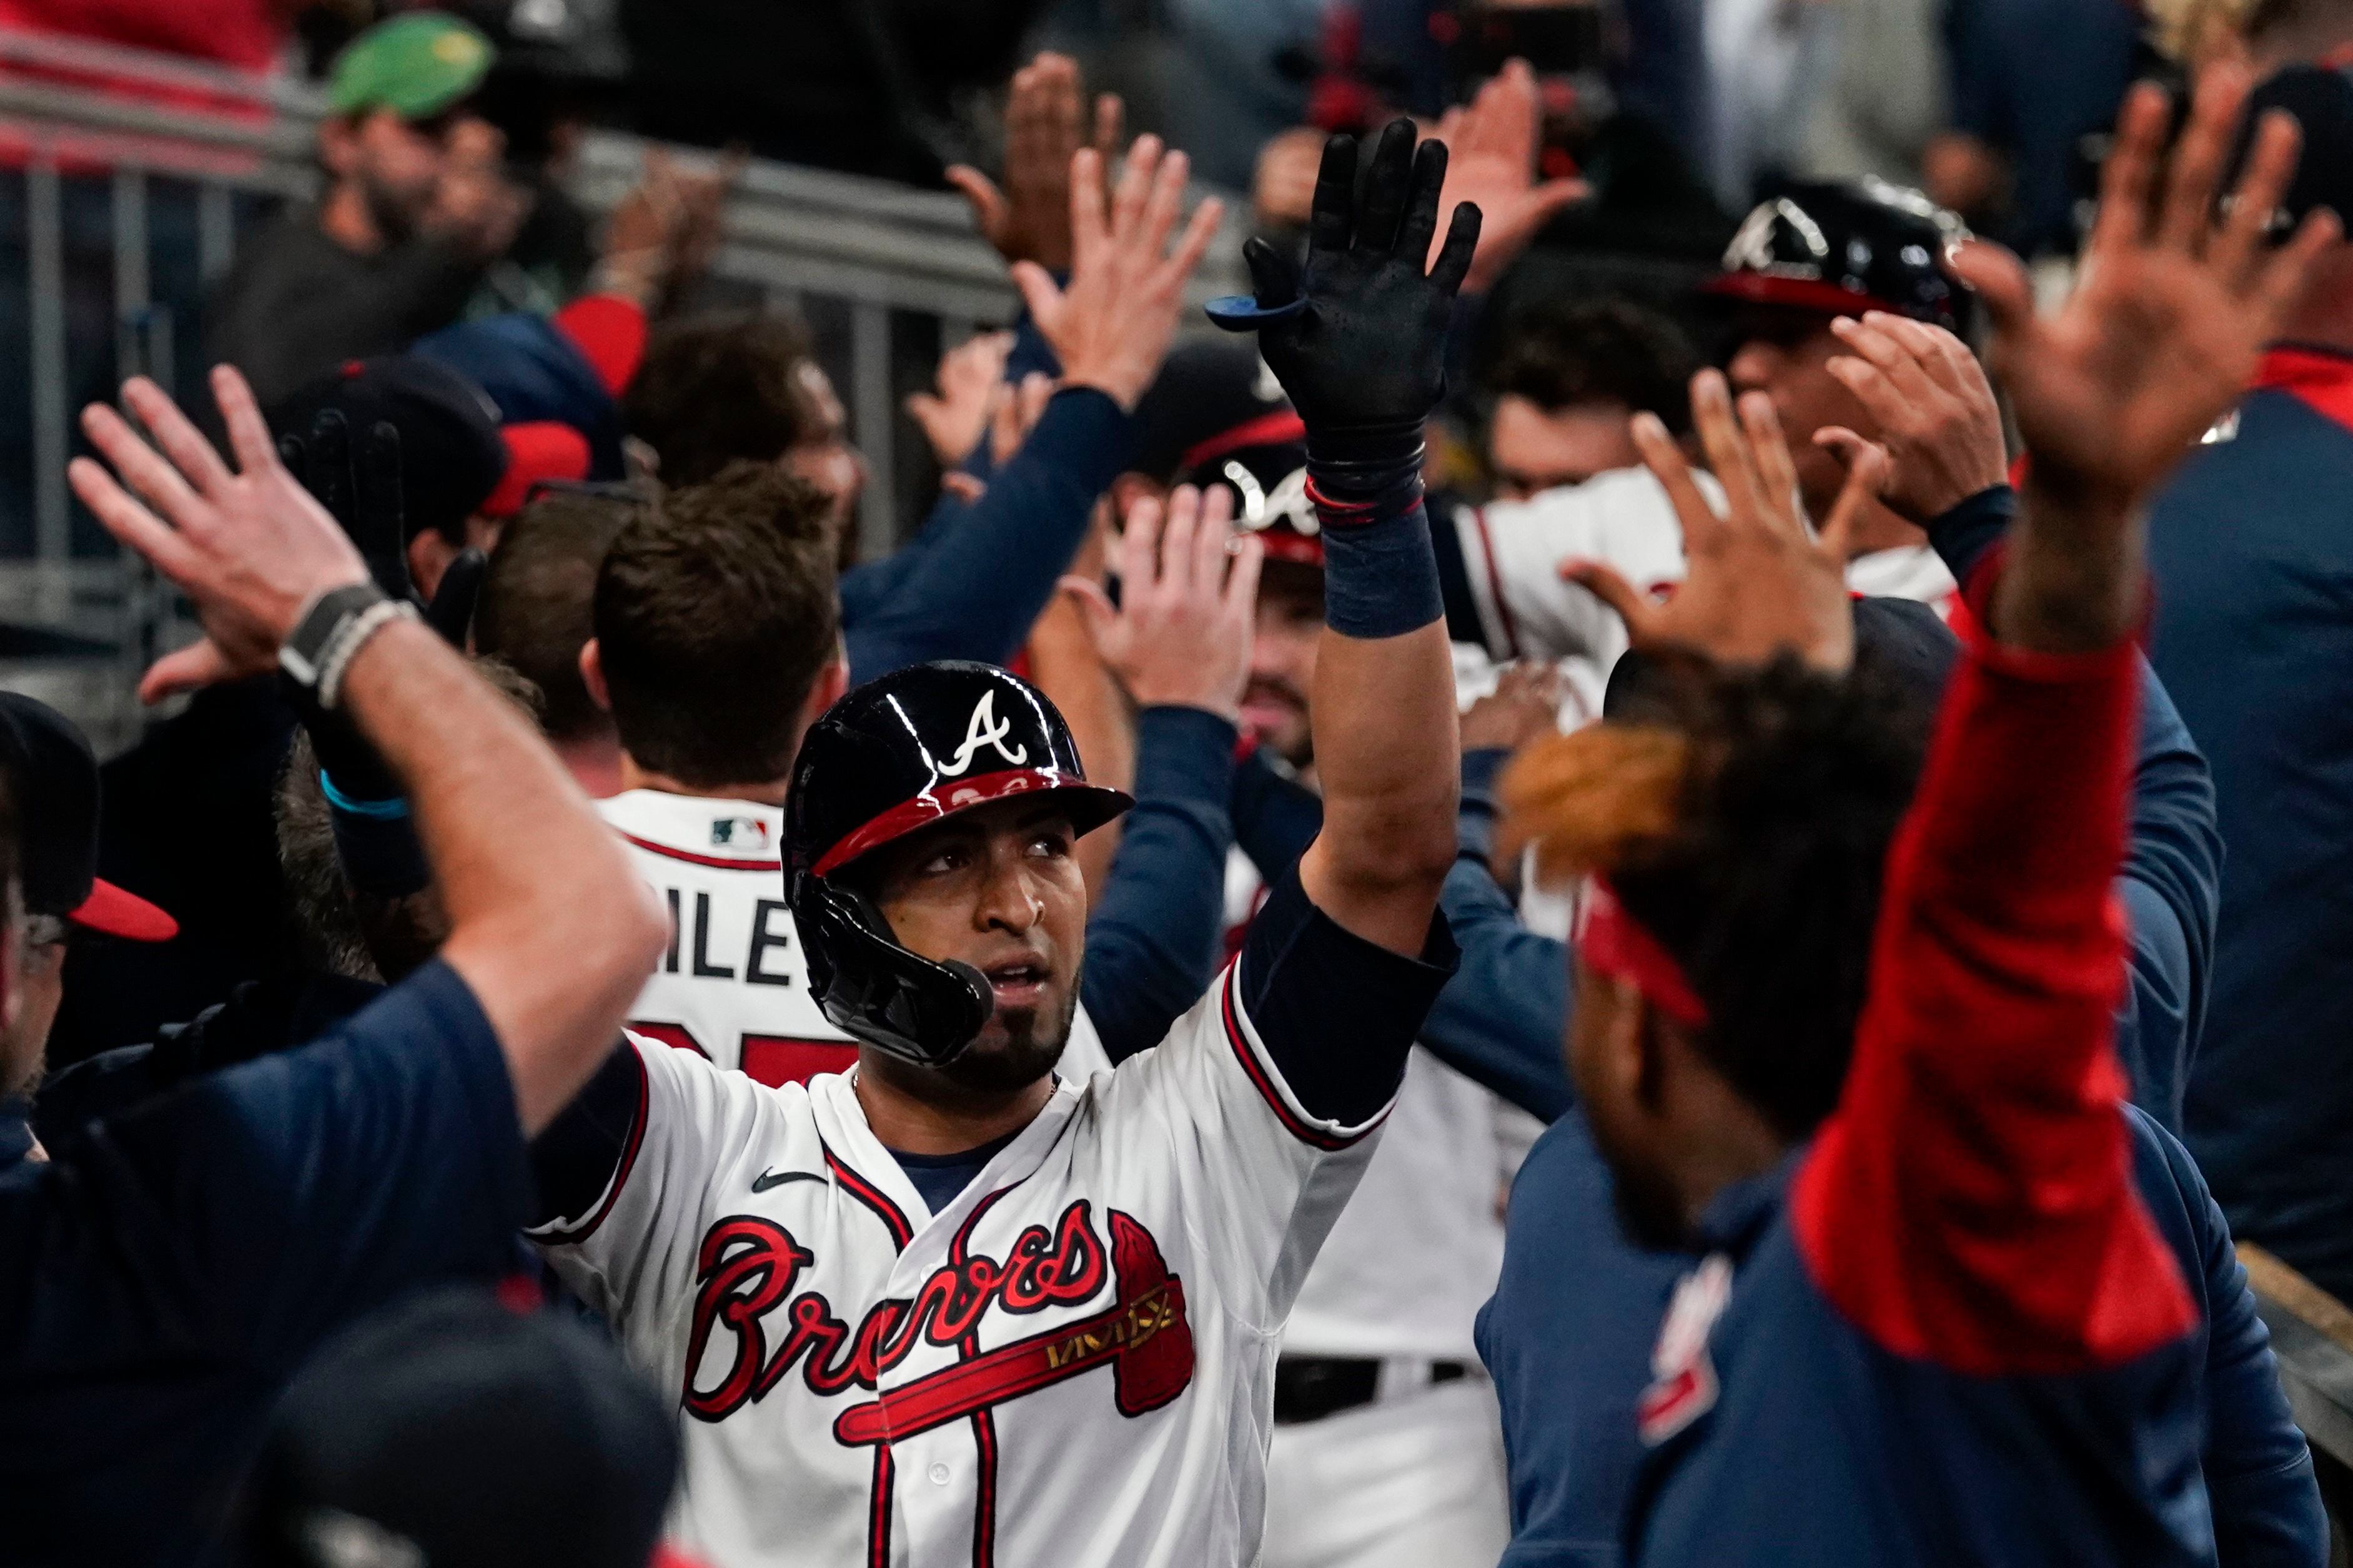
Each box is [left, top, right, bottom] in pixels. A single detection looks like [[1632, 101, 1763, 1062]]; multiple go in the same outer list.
[[1450, 490, 2312, 1565], [2150, 353, 2353, 1306]]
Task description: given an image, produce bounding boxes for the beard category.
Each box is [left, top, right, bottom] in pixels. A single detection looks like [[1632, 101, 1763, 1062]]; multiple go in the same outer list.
[[359, 170, 432, 245], [933, 985, 1079, 1095]]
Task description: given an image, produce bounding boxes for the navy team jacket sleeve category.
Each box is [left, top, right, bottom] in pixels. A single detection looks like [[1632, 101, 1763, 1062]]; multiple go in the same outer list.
[[56, 959, 528, 1366], [1419, 747, 1577, 1122], [2113, 668, 2221, 1132], [1791, 594, 2200, 1373], [1081, 706, 1241, 1062], [1928, 485, 2223, 1130], [2126, 1107, 2329, 1567], [838, 387, 1134, 681]]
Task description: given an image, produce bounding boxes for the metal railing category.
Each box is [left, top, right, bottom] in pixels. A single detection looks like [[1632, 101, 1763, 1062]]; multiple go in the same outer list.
[[0, 26, 1242, 751]]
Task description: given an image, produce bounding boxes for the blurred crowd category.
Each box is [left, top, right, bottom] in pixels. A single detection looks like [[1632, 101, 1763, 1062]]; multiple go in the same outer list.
[[9, 2, 2353, 1568]]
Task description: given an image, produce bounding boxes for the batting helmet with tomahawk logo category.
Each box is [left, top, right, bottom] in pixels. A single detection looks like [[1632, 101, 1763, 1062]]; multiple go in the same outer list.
[[784, 661, 1133, 1069]]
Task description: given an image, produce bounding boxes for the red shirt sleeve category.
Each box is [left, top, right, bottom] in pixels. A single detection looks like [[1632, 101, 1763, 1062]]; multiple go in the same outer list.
[[1790, 581, 2197, 1376]]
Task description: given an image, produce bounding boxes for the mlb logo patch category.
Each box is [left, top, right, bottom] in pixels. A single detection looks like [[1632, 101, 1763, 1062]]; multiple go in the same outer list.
[[1638, 1254, 1733, 1446], [712, 817, 771, 851]]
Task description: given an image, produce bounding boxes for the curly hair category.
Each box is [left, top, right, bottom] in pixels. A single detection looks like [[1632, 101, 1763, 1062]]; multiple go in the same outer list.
[[1500, 651, 1933, 1139]]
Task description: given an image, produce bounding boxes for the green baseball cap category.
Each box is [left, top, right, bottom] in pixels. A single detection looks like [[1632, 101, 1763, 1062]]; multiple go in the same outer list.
[[327, 12, 495, 121]]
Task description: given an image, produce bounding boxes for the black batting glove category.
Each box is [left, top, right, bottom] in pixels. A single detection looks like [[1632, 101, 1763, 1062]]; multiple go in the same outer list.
[[1211, 120, 1480, 508]]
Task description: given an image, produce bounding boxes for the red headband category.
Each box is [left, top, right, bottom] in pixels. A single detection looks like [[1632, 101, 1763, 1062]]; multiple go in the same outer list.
[[1578, 876, 1709, 1028]]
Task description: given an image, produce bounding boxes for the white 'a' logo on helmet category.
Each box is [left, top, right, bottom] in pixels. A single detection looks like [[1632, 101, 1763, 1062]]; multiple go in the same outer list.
[[937, 689, 1031, 777]]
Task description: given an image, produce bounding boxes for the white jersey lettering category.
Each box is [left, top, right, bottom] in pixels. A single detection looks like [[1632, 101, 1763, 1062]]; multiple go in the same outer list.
[[533, 963, 1389, 1568]]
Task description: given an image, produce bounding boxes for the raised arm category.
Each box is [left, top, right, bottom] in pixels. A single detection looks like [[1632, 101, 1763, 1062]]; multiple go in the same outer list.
[[69, 367, 668, 1136], [1219, 122, 1475, 954], [1791, 66, 2336, 1370], [842, 136, 1221, 679], [1068, 485, 1263, 1059]]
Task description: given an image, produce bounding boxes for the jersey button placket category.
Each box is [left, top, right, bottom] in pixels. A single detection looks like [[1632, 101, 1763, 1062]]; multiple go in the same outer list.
[[928, 1462, 951, 1486]]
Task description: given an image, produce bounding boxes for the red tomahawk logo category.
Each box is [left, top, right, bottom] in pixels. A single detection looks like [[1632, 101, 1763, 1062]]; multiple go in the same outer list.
[[834, 1210, 1194, 1446]]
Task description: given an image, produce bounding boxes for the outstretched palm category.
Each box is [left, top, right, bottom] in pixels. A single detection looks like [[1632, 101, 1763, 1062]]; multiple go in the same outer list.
[[1952, 69, 2336, 520]]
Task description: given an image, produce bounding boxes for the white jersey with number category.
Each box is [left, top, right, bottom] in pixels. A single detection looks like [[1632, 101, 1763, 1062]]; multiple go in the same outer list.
[[598, 790, 859, 1088], [533, 962, 1386, 1568]]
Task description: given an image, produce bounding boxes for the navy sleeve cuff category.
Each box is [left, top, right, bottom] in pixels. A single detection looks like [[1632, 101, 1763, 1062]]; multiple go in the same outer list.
[[1135, 706, 1241, 802], [1029, 386, 1136, 506], [1236, 862, 1459, 1127], [1459, 746, 1511, 860], [1926, 483, 2016, 588]]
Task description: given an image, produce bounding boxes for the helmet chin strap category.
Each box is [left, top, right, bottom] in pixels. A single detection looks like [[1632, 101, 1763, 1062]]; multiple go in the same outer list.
[[940, 959, 993, 1018]]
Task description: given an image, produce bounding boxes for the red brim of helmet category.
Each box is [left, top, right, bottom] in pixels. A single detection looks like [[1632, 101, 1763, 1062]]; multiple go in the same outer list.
[[813, 769, 1134, 879], [69, 877, 178, 942], [1699, 271, 1900, 319]]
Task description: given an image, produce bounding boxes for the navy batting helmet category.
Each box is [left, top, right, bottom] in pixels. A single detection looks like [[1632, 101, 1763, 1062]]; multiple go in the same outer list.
[[784, 661, 1132, 1068], [1703, 177, 1973, 334]]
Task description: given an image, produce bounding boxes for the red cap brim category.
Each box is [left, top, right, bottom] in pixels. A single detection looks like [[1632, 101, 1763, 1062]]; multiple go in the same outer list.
[[70, 878, 177, 942], [485, 422, 593, 519], [1699, 272, 1895, 318]]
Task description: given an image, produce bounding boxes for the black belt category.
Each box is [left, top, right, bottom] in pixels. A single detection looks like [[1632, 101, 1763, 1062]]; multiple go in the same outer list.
[[1272, 1355, 1470, 1424]]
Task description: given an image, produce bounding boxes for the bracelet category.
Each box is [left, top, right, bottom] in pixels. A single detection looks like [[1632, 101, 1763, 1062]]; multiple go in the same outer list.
[[319, 771, 410, 819], [280, 583, 419, 712]]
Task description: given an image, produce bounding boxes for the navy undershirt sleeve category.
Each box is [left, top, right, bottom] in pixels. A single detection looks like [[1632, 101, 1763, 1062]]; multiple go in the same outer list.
[[1234, 860, 1457, 1126], [1082, 706, 1241, 1062], [530, 1039, 643, 1229], [840, 387, 1134, 680], [71, 959, 528, 1369]]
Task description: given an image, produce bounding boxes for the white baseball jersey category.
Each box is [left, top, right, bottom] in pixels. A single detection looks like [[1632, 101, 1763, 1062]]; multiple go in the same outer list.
[[1445, 466, 1956, 671], [1219, 851, 1508, 1363], [532, 882, 1434, 1568], [598, 789, 858, 1088]]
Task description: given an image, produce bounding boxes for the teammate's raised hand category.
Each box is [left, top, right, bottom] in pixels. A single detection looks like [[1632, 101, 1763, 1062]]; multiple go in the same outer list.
[[69, 367, 369, 704], [1060, 485, 1263, 723], [1011, 136, 1224, 412], [1217, 121, 1480, 448], [949, 52, 1124, 274], [1567, 369, 1885, 673], [1428, 61, 1587, 296], [1950, 64, 2336, 648], [1816, 312, 2009, 525], [908, 330, 1017, 468]]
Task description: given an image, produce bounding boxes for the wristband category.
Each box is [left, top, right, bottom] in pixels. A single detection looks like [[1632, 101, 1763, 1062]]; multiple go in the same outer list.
[[281, 583, 419, 711], [324, 779, 432, 899], [1319, 501, 1444, 639]]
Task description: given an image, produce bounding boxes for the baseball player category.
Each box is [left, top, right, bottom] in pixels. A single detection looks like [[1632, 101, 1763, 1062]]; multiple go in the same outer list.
[[580, 470, 1119, 1090], [527, 121, 1474, 1566], [1442, 182, 1979, 676], [577, 465, 861, 1087]]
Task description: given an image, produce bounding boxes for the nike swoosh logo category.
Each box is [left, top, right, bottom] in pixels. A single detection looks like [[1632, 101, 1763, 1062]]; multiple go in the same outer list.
[[753, 1169, 824, 1194]]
